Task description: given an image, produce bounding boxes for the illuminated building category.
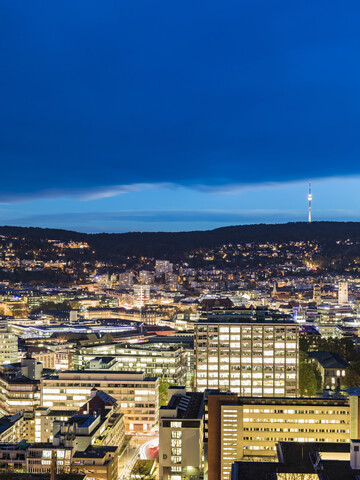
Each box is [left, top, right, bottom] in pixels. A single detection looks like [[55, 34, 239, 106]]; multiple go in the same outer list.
[[0, 320, 18, 365], [41, 370, 159, 433], [206, 393, 350, 480], [133, 284, 150, 308], [194, 313, 299, 396], [74, 343, 188, 385], [159, 387, 205, 480], [313, 283, 322, 304], [119, 272, 134, 288], [34, 408, 77, 443], [156, 260, 173, 278], [308, 351, 348, 390], [0, 358, 42, 415], [338, 281, 349, 304], [139, 270, 155, 285]]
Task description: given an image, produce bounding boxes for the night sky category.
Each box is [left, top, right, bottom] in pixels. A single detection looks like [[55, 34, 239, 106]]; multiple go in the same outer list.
[[1, 1, 360, 232]]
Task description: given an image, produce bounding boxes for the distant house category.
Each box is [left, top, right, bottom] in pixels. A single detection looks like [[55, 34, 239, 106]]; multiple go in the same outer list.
[[308, 351, 348, 389]]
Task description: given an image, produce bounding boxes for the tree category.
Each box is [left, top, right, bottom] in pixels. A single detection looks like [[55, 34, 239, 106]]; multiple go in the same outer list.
[[344, 361, 360, 388], [159, 380, 176, 407], [299, 351, 321, 396]]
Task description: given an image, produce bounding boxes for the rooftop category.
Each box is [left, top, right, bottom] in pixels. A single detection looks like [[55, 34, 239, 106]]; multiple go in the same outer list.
[[161, 392, 204, 419], [308, 351, 349, 369]]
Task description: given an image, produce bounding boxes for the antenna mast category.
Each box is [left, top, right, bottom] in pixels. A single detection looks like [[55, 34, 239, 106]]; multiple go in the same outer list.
[[308, 182, 312, 223]]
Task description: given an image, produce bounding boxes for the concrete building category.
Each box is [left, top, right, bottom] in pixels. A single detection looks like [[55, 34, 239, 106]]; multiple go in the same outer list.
[[75, 343, 188, 385], [156, 260, 173, 278], [194, 313, 299, 396], [34, 408, 77, 443], [230, 441, 356, 480], [313, 284, 322, 304], [0, 321, 18, 365], [0, 359, 42, 415], [206, 393, 350, 480], [338, 281, 349, 304], [139, 270, 155, 285], [41, 370, 159, 433], [133, 285, 151, 308], [119, 272, 134, 288], [159, 387, 205, 480], [0, 412, 29, 443]]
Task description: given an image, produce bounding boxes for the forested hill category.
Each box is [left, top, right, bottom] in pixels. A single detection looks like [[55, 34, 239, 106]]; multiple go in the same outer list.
[[0, 222, 360, 259]]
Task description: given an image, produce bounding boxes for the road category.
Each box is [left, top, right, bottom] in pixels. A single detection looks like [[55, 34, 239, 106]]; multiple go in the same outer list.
[[118, 434, 159, 479]]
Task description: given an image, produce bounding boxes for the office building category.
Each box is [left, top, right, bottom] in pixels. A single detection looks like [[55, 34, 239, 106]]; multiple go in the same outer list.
[[0, 320, 18, 365], [41, 370, 159, 433], [75, 343, 188, 385], [230, 441, 355, 480], [159, 387, 205, 480], [206, 393, 350, 480], [0, 358, 42, 415], [194, 313, 299, 396]]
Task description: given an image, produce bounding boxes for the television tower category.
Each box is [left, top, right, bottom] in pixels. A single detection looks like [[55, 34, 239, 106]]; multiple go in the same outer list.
[[308, 182, 312, 223]]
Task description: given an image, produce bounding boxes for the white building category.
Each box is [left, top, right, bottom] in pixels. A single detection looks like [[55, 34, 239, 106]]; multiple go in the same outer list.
[[133, 285, 151, 308], [338, 281, 349, 304], [0, 321, 18, 365], [41, 370, 159, 433], [159, 387, 204, 480]]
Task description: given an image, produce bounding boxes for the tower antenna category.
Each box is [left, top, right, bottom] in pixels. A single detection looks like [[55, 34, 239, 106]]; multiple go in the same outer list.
[[308, 182, 312, 223]]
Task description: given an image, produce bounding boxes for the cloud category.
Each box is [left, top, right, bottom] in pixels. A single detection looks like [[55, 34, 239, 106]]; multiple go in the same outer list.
[[8, 207, 360, 233], [1, 2, 360, 201], [1, 175, 359, 204]]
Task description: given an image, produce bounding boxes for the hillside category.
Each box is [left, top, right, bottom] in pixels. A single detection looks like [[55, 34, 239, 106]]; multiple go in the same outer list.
[[0, 222, 360, 259]]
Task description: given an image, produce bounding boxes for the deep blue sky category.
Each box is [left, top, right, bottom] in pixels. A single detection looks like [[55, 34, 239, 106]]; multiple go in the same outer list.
[[1, 1, 360, 232]]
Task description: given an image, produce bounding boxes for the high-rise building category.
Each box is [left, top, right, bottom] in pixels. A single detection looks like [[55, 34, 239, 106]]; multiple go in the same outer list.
[[133, 284, 150, 308], [338, 281, 349, 304], [156, 260, 173, 278], [159, 389, 353, 480], [118, 272, 134, 288], [207, 393, 350, 480], [139, 270, 155, 285], [0, 320, 18, 365], [194, 313, 299, 396], [313, 284, 322, 304]]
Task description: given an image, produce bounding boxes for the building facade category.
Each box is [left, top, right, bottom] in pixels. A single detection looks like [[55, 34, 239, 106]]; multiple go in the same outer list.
[[159, 387, 205, 480], [195, 315, 299, 396], [206, 393, 350, 480], [41, 371, 159, 433], [74, 343, 187, 385]]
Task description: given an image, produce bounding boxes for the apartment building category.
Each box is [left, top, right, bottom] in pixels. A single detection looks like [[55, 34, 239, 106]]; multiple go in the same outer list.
[[195, 313, 299, 396], [159, 387, 205, 480], [0, 359, 42, 415], [206, 393, 350, 480], [41, 370, 159, 433]]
